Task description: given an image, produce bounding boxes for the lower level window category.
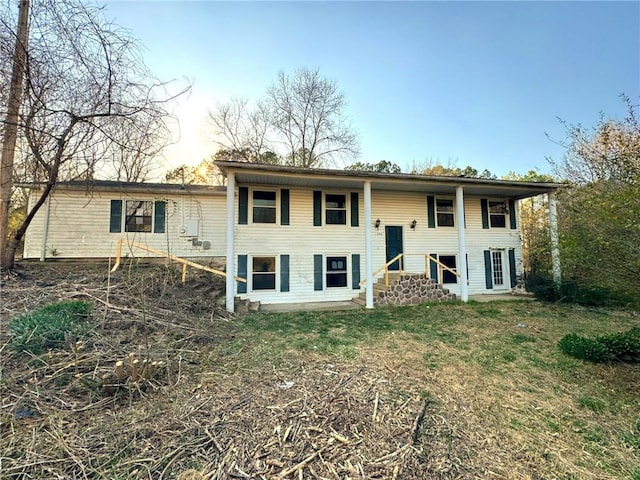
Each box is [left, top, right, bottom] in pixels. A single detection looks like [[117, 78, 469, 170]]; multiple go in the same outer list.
[[326, 256, 347, 287], [253, 256, 276, 290], [125, 201, 152, 232], [439, 255, 458, 284]]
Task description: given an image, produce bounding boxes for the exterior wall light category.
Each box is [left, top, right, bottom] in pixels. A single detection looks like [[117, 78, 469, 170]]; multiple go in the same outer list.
[[411, 219, 417, 229], [375, 218, 381, 229]]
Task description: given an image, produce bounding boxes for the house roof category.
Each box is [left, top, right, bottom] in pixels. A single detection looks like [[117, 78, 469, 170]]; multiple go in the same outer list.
[[18, 180, 227, 196], [214, 161, 563, 200]]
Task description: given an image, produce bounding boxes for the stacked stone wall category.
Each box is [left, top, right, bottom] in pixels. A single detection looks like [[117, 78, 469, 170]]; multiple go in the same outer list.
[[376, 274, 457, 306]]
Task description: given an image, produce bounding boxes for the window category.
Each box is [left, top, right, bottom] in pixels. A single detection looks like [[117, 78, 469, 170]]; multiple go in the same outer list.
[[252, 190, 276, 223], [326, 256, 347, 287], [325, 194, 346, 225], [436, 199, 454, 227], [489, 201, 507, 228], [252, 256, 276, 290], [125, 201, 152, 232], [439, 255, 458, 284]]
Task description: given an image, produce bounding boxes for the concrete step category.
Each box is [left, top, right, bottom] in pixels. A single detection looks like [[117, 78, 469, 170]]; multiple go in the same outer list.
[[352, 296, 366, 306]]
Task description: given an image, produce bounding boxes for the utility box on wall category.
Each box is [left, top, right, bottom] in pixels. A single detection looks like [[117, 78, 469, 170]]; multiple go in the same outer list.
[[179, 219, 200, 237]]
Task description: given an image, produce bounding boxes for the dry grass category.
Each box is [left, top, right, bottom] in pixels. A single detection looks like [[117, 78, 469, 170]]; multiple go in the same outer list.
[[1, 262, 639, 479]]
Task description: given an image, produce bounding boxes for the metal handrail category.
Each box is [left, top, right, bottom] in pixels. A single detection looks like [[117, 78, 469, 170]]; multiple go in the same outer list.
[[111, 238, 246, 284]]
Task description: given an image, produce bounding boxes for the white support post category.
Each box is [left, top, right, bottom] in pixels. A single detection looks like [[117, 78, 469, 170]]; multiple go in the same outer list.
[[548, 191, 561, 285], [456, 186, 469, 302], [225, 172, 235, 313], [364, 181, 374, 309]]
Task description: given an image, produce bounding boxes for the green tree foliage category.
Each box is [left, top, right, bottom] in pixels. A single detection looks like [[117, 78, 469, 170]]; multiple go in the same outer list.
[[409, 159, 496, 179], [550, 96, 640, 304], [502, 171, 557, 277], [345, 160, 402, 173]]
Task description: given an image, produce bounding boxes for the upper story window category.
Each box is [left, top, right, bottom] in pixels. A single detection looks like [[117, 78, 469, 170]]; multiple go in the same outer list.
[[436, 199, 454, 227], [253, 190, 276, 223], [325, 194, 346, 225], [489, 201, 507, 228], [125, 201, 153, 232]]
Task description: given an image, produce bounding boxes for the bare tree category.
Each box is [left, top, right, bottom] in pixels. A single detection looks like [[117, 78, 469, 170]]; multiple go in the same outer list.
[[209, 67, 359, 168], [0, 0, 186, 269]]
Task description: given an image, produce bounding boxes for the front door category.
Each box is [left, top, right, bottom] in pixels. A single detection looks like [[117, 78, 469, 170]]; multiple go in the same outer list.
[[385, 226, 404, 271], [491, 250, 508, 290]]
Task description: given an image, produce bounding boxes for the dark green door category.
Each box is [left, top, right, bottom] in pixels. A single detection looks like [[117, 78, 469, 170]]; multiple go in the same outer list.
[[385, 226, 403, 271]]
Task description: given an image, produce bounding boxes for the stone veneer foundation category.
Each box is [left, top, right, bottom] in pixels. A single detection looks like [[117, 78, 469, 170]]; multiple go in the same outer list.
[[375, 273, 457, 306]]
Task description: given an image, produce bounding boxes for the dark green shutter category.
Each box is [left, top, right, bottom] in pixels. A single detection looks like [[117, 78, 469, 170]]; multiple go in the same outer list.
[[314, 254, 323, 291], [350, 192, 359, 227], [481, 199, 489, 229], [429, 253, 438, 282], [508, 249, 517, 288], [238, 187, 248, 225], [280, 255, 290, 292], [109, 200, 122, 233], [313, 191, 322, 226], [509, 199, 517, 229], [153, 201, 166, 233], [427, 196, 436, 228], [352, 254, 361, 289], [484, 250, 493, 289], [281, 189, 290, 226], [237, 255, 247, 294]]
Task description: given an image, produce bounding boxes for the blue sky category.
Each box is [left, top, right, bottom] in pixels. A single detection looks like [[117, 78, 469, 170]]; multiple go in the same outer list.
[[102, 1, 640, 177]]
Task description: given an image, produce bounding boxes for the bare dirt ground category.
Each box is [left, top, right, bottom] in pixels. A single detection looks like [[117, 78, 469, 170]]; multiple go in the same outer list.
[[1, 262, 472, 480]]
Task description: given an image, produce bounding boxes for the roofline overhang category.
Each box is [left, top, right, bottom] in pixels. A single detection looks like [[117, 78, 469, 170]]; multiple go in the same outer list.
[[16, 181, 227, 196], [215, 160, 563, 199]]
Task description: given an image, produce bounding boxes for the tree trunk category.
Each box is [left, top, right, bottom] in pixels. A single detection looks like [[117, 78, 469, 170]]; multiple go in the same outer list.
[[0, 0, 30, 270]]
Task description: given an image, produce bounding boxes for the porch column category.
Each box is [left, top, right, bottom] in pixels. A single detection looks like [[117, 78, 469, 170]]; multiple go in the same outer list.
[[364, 181, 374, 309], [548, 191, 561, 284], [225, 172, 235, 313], [456, 186, 469, 302]]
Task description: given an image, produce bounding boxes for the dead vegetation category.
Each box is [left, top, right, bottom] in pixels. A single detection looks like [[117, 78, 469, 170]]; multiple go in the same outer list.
[[0, 262, 454, 479], [1, 262, 639, 479]]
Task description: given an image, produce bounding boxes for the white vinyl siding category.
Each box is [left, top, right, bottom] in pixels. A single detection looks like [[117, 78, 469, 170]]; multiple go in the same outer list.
[[23, 189, 226, 260]]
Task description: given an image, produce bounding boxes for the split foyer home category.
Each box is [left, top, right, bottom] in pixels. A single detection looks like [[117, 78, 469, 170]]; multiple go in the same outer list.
[[21, 161, 563, 312]]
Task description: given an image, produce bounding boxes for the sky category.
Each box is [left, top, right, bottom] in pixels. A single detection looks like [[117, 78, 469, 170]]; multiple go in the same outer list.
[[100, 1, 640, 178]]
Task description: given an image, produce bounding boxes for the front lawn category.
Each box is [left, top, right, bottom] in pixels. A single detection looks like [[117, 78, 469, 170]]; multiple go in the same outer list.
[[2, 266, 639, 479]]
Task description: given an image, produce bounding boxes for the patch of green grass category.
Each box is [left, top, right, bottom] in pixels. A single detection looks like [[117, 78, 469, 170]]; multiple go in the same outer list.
[[8, 301, 92, 354], [577, 396, 607, 413], [621, 419, 640, 451], [511, 333, 536, 344], [583, 426, 608, 445]]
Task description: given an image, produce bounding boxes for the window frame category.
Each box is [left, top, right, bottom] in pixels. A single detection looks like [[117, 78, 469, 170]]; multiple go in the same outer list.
[[488, 200, 507, 228], [325, 193, 347, 225], [435, 198, 455, 227], [251, 255, 277, 291], [125, 200, 153, 233], [251, 189, 278, 224], [438, 254, 458, 284], [326, 255, 348, 288]]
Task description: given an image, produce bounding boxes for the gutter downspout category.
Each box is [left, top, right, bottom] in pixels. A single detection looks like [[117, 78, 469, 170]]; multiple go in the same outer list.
[[364, 181, 374, 309], [456, 186, 468, 302], [39, 194, 51, 261], [225, 173, 235, 313]]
